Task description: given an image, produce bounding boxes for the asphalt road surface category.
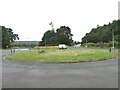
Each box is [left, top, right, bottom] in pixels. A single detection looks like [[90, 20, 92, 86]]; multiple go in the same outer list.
[[1, 49, 118, 88]]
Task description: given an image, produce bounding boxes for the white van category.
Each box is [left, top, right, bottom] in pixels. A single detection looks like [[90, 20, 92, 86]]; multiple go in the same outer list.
[[59, 44, 67, 49]]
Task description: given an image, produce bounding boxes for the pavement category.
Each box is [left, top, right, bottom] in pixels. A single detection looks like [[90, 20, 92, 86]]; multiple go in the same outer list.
[[1, 49, 119, 88]]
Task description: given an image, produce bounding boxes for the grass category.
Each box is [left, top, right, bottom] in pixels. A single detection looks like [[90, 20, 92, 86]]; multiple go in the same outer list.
[[6, 49, 118, 63]]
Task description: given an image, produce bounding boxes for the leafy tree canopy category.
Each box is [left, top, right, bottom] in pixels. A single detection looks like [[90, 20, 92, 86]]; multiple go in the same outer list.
[[39, 26, 73, 46], [0, 26, 19, 48], [81, 20, 119, 44]]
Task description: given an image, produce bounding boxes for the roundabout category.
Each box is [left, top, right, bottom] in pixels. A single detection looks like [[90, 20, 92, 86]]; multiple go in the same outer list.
[[6, 48, 118, 63], [2, 49, 118, 88]]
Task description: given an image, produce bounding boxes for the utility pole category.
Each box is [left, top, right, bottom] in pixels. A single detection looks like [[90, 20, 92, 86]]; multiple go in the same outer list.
[[10, 40, 13, 55], [111, 29, 115, 49], [45, 33, 47, 48], [86, 36, 87, 48]]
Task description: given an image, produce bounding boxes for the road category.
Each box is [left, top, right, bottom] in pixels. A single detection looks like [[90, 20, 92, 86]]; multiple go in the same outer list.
[[1, 49, 118, 88]]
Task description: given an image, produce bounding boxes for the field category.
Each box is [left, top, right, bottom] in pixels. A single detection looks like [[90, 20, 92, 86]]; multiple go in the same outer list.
[[6, 48, 118, 63]]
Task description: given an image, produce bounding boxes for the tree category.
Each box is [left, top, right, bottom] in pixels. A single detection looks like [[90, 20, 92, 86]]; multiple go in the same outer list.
[[41, 30, 58, 46], [81, 20, 119, 45], [1, 26, 19, 48], [56, 26, 73, 45], [40, 26, 73, 46], [114, 35, 120, 42]]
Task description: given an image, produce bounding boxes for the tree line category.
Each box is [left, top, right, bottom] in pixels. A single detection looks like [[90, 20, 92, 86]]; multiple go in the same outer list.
[[81, 20, 120, 48], [0, 25, 74, 48], [1, 20, 119, 48]]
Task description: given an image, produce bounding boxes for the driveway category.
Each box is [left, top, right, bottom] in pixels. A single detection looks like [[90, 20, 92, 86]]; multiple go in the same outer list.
[[1, 50, 118, 88]]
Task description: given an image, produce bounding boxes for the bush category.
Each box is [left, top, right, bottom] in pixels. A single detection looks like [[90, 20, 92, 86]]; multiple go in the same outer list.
[[81, 42, 118, 48], [38, 50, 45, 54]]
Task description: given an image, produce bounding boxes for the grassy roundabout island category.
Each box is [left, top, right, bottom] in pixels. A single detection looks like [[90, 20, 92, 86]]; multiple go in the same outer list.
[[6, 49, 118, 63]]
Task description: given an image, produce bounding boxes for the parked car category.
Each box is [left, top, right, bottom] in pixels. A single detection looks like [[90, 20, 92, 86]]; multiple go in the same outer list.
[[59, 44, 67, 49]]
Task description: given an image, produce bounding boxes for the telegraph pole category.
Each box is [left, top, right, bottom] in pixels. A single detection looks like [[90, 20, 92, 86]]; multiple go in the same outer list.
[[10, 40, 13, 55], [86, 36, 87, 48], [111, 29, 115, 49], [45, 33, 46, 48]]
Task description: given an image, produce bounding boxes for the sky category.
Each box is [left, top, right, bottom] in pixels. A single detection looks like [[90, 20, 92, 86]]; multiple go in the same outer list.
[[0, 0, 119, 42]]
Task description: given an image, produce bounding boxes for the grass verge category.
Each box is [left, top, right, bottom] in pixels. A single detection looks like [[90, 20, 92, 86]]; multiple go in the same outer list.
[[6, 49, 118, 63]]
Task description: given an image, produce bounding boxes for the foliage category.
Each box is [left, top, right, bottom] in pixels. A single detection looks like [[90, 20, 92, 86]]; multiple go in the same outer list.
[[0, 26, 19, 48], [81, 20, 119, 47], [39, 26, 73, 46], [56, 26, 73, 45], [41, 30, 58, 46], [81, 42, 113, 48]]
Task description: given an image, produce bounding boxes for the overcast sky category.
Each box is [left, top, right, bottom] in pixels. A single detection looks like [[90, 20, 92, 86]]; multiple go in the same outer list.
[[0, 0, 119, 41]]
